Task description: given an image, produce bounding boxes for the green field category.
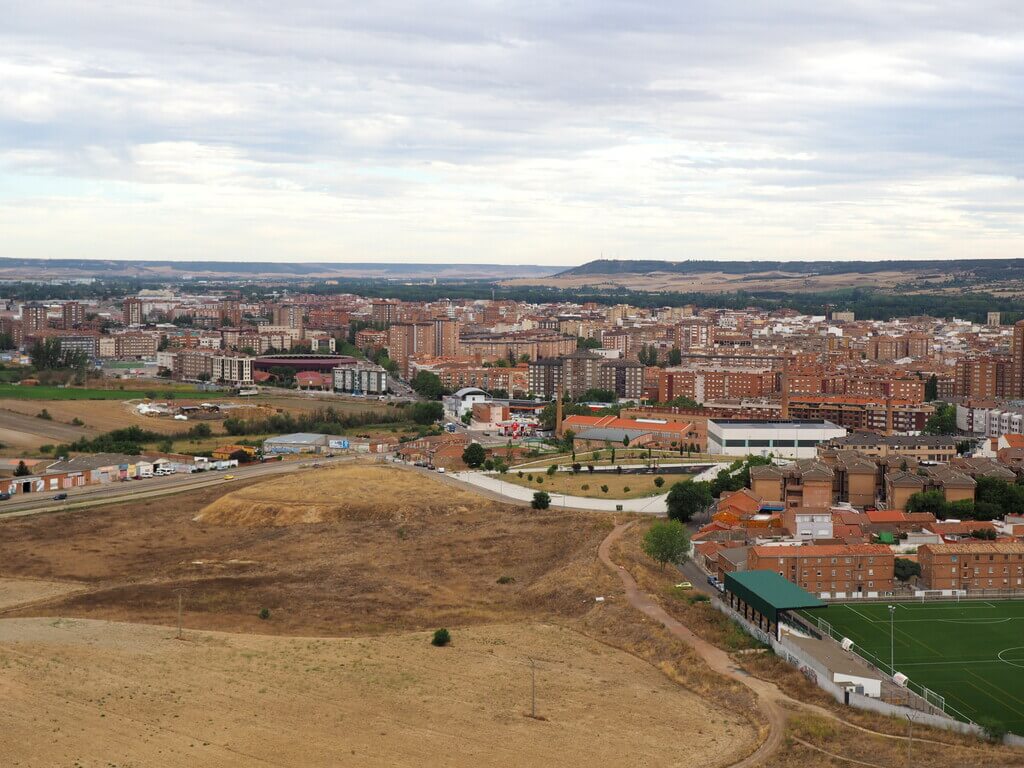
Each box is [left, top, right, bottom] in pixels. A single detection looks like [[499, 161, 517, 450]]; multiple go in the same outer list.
[[0, 384, 226, 400], [800, 600, 1024, 734]]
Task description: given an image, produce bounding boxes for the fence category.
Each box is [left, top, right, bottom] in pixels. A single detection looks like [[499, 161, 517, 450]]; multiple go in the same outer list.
[[806, 613, 976, 725]]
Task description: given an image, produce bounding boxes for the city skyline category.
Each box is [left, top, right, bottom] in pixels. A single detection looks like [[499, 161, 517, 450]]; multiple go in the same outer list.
[[2, 2, 1023, 264]]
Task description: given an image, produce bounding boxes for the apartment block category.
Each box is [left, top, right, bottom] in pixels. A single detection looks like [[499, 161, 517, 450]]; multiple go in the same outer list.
[[919, 543, 1024, 591], [747, 544, 895, 595]]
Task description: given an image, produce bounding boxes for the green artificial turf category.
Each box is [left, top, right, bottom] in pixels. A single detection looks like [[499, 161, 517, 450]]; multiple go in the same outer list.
[[0, 384, 225, 400], [800, 599, 1024, 735]]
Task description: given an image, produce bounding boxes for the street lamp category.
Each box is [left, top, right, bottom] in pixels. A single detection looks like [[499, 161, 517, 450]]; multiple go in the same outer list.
[[888, 604, 896, 675]]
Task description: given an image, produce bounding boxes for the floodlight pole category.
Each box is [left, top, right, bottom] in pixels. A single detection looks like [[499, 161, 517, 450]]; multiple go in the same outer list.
[[888, 604, 896, 675], [906, 713, 914, 767]]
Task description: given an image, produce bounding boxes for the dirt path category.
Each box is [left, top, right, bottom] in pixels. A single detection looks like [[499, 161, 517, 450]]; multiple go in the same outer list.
[[599, 521, 789, 766]]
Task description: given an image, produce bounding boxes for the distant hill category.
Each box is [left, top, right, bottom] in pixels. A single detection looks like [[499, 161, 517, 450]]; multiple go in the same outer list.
[[556, 258, 1024, 278], [0, 258, 562, 281]]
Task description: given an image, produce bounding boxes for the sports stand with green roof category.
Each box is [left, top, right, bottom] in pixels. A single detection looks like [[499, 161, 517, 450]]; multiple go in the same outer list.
[[724, 570, 825, 640]]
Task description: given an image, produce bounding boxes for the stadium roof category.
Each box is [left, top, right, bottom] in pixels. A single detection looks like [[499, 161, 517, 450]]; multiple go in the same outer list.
[[724, 570, 824, 624]]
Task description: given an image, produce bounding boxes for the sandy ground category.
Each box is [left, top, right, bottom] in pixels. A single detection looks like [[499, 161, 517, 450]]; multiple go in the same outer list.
[[0, 616, 748, 768], [0, 578, 84, 610]]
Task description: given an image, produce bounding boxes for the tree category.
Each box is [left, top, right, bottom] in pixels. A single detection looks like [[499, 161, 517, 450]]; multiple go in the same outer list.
[[531, 491, 551, 510], [894, 558, 922, 582], [905, 489, 947, 516], [923, 402, 956, 435], [576, 336, 601, 350], [462, 443, 486, 468], [666, 481, 713, 522], [924, 374, 938, 401], [432, 628, 451, 647], [622, 435, 630, 446], [546, 464, 557, 476], [410, 370, 445, 399], [642, 520, 690, 569], [13, 460, 31, 477], [654, 476, 665, 488], [668, 347, 682, 366], [410, 401, 443, 424]]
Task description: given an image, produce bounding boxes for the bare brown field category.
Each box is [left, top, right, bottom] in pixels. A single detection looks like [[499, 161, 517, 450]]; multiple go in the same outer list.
[[0, 465, 615, 635], [501, 269, 952, 294], [0, 578, 84, 610], [0, 617, 750, 768]]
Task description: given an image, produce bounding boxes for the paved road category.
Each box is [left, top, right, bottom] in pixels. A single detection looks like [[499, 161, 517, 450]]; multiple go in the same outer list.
[[450, 470, 670, 513]]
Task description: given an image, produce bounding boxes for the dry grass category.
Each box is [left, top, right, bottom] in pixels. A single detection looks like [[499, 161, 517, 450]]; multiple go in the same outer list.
[[0, 617, 753, 768], [0, 465, 614, 636], [504, 471, 676, 499]]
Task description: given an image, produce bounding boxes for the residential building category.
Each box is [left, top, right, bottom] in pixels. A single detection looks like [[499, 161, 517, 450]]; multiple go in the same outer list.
[[747, 544, 895, 595], [919, 543, 1024, 590]]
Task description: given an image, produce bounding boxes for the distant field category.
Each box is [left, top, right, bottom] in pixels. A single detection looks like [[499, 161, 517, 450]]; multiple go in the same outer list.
[[800, 600, 1024, 734], [0, 384, 224, 400]]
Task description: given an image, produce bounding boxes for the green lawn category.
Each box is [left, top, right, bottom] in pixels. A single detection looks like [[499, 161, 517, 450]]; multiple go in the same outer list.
[[800, 600, 1024, 734], [0, 384, 226, 400]]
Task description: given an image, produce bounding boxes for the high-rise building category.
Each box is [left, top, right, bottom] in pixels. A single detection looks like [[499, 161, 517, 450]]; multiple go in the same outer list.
[[21, 302, 47, 333], [987, 311, 1002, 327], [122, 297, 144, 326], [61, 301, 84, 329], [1013, 320, 1024, 397], [272, 304, 303, 329]]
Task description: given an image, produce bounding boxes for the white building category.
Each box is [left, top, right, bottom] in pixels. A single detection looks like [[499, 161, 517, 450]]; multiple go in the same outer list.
[[442, 387, 489, 419], [332, 363, 389, 396], [707, 419, 846, 459]]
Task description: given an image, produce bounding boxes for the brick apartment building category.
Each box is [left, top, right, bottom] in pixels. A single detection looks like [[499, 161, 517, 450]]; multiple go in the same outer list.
[[919, 542, 1024, 590], [748, 544, 895, 595], [529, 348, 644, 399]]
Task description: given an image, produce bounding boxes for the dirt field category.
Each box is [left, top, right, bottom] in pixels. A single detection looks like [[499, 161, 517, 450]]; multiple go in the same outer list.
[[0, 578, 84, 610], [0, 617, 749, 768], [0, 465, 615, 635]]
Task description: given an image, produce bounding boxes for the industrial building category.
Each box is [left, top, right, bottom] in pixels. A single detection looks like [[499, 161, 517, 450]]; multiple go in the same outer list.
[[707, 419, 846, 459]]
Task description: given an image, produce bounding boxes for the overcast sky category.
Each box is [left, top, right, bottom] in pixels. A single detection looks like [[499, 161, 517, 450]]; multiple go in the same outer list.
[[1, 2, 1022, 265]]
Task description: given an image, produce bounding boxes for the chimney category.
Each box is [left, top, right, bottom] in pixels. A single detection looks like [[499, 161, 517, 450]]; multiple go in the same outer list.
[[555, 392, 564, 437]]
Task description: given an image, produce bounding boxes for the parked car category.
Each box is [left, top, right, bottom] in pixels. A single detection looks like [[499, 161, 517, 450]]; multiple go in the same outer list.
[[436, 467, 446, 474], [53, 493, 68, 501], [224, 474, 235, 480], [674, 581, 693, 590], [0, 492, 10, 501]]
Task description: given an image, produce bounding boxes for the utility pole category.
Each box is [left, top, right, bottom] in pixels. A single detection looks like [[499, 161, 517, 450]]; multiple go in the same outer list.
[[888, 604, 896, 675], [906, 713, 915, 767], [530, 658, 537, 719]]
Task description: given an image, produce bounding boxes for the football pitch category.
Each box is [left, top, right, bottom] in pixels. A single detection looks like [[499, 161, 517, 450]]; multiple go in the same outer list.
[[799, 600, 1024, 734]]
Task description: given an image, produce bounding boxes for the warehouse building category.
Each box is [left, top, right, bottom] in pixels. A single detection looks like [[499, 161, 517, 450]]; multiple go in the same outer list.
[[708, 419, 846, 459]]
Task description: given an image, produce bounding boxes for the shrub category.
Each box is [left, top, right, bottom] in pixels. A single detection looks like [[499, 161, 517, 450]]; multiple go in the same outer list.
[[484, 458, 494, 471], [601, 485, 609, 493], [36, 408, 52, 420], [496, 575, 515, 584], [654, 476, 665, 488], [258, 608, 270, 620], [571, 462, 581, 473], [587, 464, 594, 473], [536, 477, 543, 484], [526, 473, 534, 481], [71, 417, 84, 426], [623, 486, 631, 493], [546, 464, 557, 476], [432, 628, 451, 647], [517, 471, 524, 478], [532, 491, 551, 510], [580, 484, 589, 491]]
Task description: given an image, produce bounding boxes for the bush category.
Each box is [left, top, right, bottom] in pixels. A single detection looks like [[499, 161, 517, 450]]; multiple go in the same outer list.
[[258, 607, 270, 620], [71, 417, 84, 426], [484, 458, 494, 471], [526, 473, 534, 481], [623, 486, 631, 493], [546, 464, 557, 476], [517, 471, 524, 478], [654, 476, 665, 488], [36, 408, 52, 420], [580, 484, 589, 491], [432, 628, 451, 647], [601, 485, 609, 493], [496, 575, 515, 584], [571, 462, 581, 473], [532, 491, 551, 509], [536, 477, 543, 484]]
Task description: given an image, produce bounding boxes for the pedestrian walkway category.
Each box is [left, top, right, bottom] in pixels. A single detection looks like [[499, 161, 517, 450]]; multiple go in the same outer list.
[[450, 471, 669, 513]]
